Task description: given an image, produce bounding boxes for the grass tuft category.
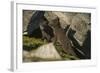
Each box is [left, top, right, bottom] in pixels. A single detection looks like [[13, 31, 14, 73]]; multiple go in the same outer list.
[[23, 36, 47, 51]]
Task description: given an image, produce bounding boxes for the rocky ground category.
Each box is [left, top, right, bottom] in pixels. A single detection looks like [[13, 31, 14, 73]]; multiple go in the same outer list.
[[23, 10, 91, 62]]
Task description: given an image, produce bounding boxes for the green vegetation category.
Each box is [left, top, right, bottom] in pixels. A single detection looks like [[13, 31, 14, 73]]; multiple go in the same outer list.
[[23, 36, 48, 51], [23, 36, 79, 61]]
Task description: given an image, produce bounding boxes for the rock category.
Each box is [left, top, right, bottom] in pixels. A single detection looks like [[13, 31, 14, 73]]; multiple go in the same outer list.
[[48, 17, 77, 56], [70, 13, 91, 46], [81, 30, 91, 59], [44, 12, 58, 22], [44, 11, 91, 58], [53, 12, 76, 28], [44, 12, 77, 29], [30, 43, 62, 60], [23, 43, 62, 62], [23, 11, 54, 39], [23, 10, 35, 32], [39, 18, 54, 42], [27, 11, 45, 36], [23, 50, 32, 62]]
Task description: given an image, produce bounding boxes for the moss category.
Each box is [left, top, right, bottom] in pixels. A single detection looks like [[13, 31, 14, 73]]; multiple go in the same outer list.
[[23, 36, 48, 51]]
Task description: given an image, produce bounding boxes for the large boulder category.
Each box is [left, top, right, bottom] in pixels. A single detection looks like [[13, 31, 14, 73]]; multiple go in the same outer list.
[[53, 12, 76, 28], [44, 11, 58, 22], [30, 43, 62, 60], [23, 50, 32, 62], [44, 11, 76, 29], [23, 43, 62, 62], [70, 13, 91, 46]]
